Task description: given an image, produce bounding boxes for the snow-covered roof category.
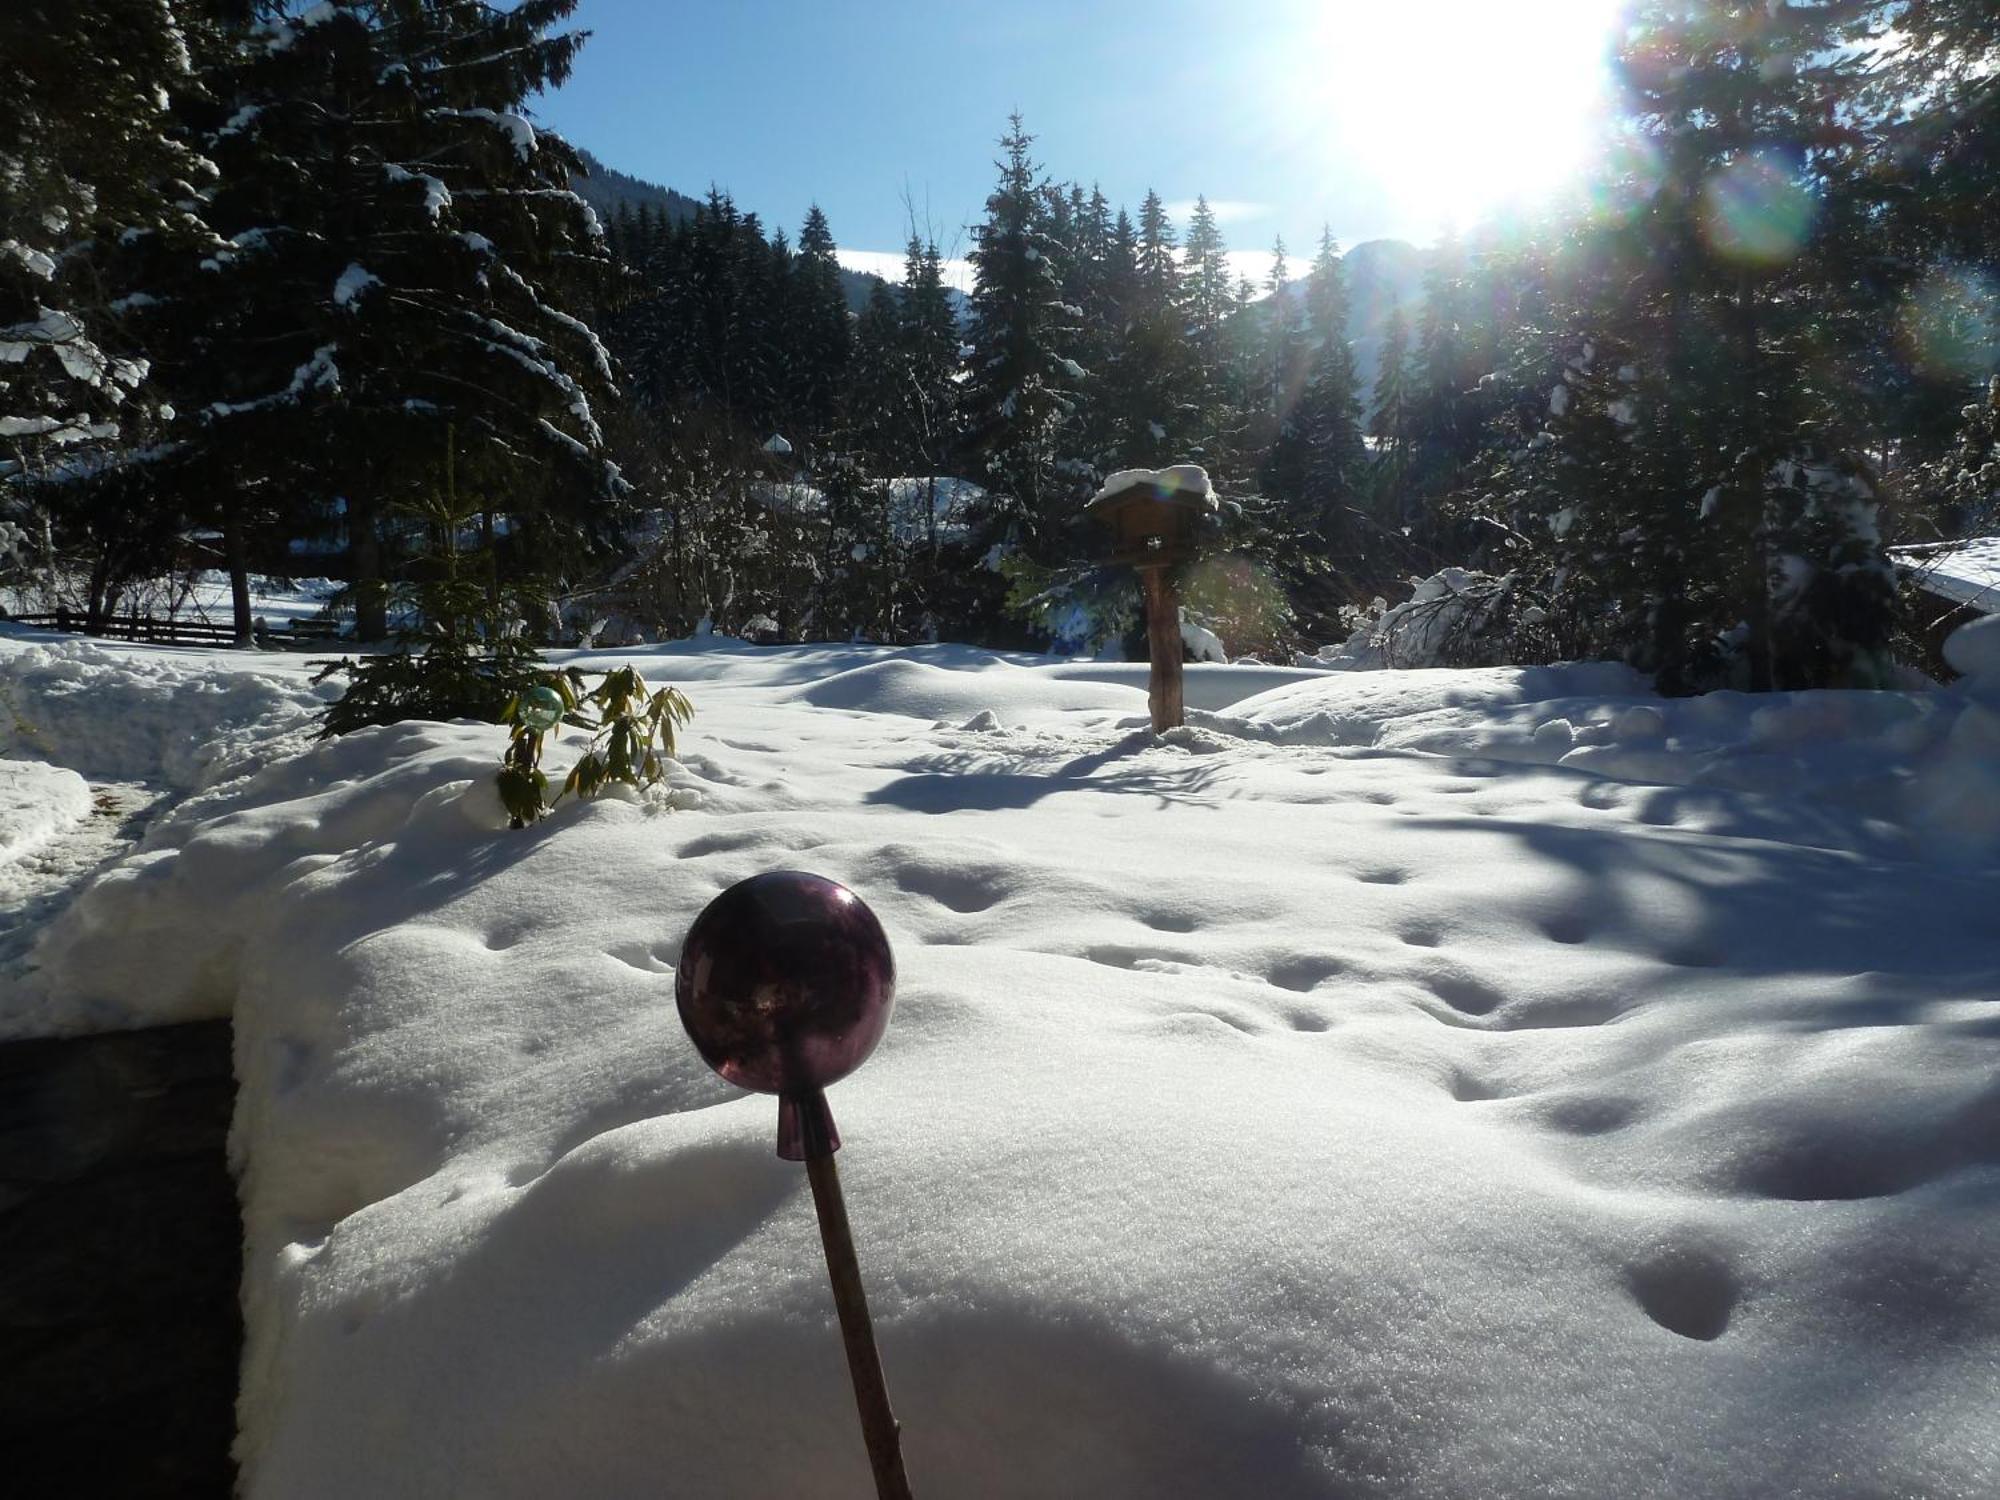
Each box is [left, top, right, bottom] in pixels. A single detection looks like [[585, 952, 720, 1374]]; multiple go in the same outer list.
[[1890, 537, 2000, 615], [1085, 464, 1217, 514]]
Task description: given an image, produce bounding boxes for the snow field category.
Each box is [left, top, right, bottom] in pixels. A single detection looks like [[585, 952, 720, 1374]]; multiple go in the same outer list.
[[1, 628, 1996, 1496]]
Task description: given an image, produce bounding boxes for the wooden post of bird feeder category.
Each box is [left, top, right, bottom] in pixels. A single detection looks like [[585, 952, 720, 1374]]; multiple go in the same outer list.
[[1139, 563, 1183, 732], [1084, 466, 1218, 733]]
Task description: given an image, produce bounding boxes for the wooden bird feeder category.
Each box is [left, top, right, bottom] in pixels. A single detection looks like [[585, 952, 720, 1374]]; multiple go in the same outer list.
[[1084, 466, 1218, 732]]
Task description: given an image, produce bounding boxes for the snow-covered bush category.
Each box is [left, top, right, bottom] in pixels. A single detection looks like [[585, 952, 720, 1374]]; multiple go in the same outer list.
[[1306, 568, 1563, 670], [998, 554, 1138, 656]]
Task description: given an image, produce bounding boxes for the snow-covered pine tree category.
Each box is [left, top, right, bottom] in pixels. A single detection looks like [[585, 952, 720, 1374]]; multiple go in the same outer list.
[[1181, 195, 1241, 470], [1258, 230, 1371, 636], [154, 0, 621, 641], [1408, 232, 1484, 506], [896, 238, 965, 542], [1098, 190, 1191, 471], [1909, 377, 2000, 539], [0, 0, 208, 618], [1596, 0, 1895, 689], [1255, 236, 1308, 501], [846, 279, 905, 469], [960, 115, 1084, 568], [786, 204, 851, 457], [1370, 300, 1415, 514], [1294, 231, 1369, 529], [1873, 0, 2000, 479]]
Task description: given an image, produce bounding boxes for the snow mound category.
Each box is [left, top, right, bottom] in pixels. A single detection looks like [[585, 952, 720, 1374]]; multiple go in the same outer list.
[[796, 657, 1138, 721], [0, 632, 330, 788], [1944, 612, 2000, 684]]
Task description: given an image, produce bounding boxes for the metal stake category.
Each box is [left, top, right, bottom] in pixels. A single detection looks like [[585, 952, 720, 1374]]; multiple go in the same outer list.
[[803, 1140, 913, 1500]]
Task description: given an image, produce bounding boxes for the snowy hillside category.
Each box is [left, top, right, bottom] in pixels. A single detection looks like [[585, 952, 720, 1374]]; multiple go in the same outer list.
[[2, 625, 1997, 1498]]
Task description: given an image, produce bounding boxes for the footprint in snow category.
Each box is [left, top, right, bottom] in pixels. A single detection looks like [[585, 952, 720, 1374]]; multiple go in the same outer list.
[[1625, 1241, 1740, 1342]]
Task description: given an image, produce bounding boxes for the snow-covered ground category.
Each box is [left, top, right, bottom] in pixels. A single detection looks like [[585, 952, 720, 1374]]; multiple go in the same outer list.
[[2, 621, 1997, 1498]]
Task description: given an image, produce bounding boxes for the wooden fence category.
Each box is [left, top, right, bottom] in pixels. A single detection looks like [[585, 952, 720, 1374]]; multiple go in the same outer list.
[[3, 610, 346, 651]]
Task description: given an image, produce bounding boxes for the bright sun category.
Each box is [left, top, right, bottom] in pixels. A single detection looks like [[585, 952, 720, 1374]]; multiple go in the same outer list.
[[1278, 0, 1626, 236]]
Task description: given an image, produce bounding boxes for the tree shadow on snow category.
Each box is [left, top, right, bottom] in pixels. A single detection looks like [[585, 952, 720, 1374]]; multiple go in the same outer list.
[[866, 736, 1231, 814]]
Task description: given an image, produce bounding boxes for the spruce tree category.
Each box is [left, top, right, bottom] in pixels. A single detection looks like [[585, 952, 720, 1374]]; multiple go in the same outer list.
[[156, 0, 621, 640], [901, 238, 962, 480], [1294, 231, 1369, 529], [788, 204, 851, 454], [960, 115, 1083, 561], [1370, 301, 1416, 514], [1606, 0, 1894, 688], [1100, 190, 1191, 469], [0, 0, 209, 619], [1181, 195, 1237, 463]]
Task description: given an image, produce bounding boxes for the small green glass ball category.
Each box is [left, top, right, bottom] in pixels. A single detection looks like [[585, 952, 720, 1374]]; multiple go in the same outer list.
[[517, 684, 564, 733]]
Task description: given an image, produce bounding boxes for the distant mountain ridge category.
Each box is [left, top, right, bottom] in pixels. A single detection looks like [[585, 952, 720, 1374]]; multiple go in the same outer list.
[[569, 148, 703, 227], [1338, 238, 1426, 403]]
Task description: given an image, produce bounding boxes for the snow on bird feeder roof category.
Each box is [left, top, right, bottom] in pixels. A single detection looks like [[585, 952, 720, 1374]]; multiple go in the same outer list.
[[1085, 464, 1218, 572], [1084, 464, 1217, 515], [762, 433, 794, 456]]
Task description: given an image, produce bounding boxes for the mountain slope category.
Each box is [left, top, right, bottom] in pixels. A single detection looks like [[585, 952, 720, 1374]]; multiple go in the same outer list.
[[569, 148, 888, 314]]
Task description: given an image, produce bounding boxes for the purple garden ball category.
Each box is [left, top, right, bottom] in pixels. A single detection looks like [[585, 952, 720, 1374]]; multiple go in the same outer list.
[[676, 871, 897, 1158]]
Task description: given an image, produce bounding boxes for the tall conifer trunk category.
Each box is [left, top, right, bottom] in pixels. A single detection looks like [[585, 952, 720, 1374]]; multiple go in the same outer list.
[[350, 494, 386, 641], [222, 494, 253, 646]]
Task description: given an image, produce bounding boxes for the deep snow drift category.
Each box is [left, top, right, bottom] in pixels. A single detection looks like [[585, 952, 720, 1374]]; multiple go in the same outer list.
[[2, 623, 1996, 1498]]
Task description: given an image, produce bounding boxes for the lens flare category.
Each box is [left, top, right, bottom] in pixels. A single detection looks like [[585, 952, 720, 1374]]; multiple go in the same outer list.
[[1899, 266, 2000, 381], [1584, 131, 1666, 227], [1699, 154, 1815, 269]]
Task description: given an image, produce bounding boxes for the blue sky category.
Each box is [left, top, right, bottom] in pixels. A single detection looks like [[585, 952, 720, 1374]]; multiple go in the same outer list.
[[529, 0, 1625, 287]]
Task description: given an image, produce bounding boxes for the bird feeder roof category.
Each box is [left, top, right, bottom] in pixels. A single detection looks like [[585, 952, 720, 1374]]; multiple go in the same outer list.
[[1083, 464, 1218, 519]]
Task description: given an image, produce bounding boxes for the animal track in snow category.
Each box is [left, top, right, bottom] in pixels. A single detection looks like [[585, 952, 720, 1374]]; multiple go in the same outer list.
[[1659, 943, 1725, 969], [677, 826, 828, 859], [1354, 868, 1409, 886], [1539, 914, 1593, 946], [1492, 995, 1624, 1031], [1084, 943, 1196, 971], [676, 830, 766, 858], [606, 939, 675, 974], [1577, 783, 1626, 812], [1625, 1242, 1740, 1341], [1447, 1069, 1506, 1102], [1266, 956, 1347, 993], [1540, 1094, 1640, 1136], [893, 863, 1009, 913], [1419, 969, 1505, 1017]]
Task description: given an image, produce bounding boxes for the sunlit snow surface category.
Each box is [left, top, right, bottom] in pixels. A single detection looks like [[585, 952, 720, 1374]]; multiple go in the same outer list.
[[2, 626, 1997, 1498]]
